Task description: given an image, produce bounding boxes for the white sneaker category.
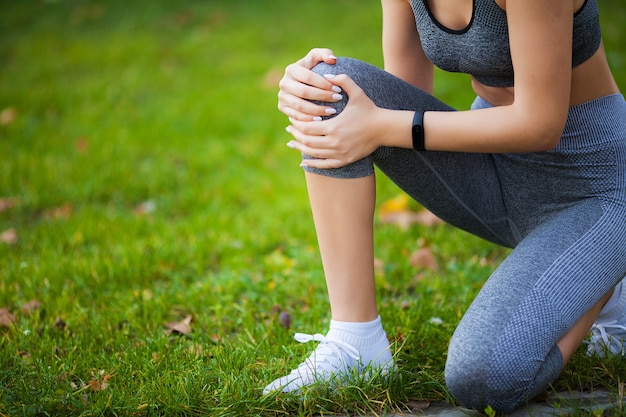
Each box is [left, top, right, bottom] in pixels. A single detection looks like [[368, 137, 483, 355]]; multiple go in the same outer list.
[[587, 320, 626, 357], [263, 332, 393, 395], [587, 279, 626, 357]]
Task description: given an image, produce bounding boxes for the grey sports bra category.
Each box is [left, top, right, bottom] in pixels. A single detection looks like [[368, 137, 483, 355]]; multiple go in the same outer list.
[[410, 0, 602, 87]]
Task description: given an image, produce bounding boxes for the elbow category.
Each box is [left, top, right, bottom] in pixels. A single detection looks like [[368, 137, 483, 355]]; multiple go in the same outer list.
[[518, 112, 566, 152], [534, 130, 561, 151]]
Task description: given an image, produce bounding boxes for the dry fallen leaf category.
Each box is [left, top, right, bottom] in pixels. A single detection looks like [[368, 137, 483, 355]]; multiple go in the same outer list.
[[88, 371, 111, 392], [75, 137, 88, 152], [21, 300, 41, 315], [54, 317, 67, 329], [378, 194, 443, 230], [0, 308, 16, 328], [134, 200, 156, 215], [278, 311, 291, 329], [0, 107, 17, 125], [412, 209, 444, 227], [0, 197, 19, 212], [164, 314, 193, 335], [410, 247, 439, 271], [43, 203, 73, 220], [407, 400, 431, 411], [0, 228, 18, 245]]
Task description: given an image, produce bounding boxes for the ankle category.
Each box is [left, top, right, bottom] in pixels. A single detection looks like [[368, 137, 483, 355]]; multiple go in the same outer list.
[[327, 316, 392, 365]]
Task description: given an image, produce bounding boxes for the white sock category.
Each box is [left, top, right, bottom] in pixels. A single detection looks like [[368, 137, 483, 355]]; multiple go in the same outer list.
[[327, 316, 391, 365], [598, 279, 626, 321]]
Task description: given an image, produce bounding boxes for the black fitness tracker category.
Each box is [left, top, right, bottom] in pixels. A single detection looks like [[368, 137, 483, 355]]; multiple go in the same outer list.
[[412, 111, 425, 151]]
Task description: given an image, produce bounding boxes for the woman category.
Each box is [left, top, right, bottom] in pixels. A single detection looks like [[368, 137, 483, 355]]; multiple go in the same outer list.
[[263, 0, 626, 413]]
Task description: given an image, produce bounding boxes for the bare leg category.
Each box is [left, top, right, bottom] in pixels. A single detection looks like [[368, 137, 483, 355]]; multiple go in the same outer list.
[[262, 172, 391, 394], [557, 289, 613, 364], [304, 172, 379, 322]]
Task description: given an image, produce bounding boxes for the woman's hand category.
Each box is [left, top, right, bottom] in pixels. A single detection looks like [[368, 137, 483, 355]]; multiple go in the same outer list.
[[286, 74, 385, 169], [278, 48, 345, 122]]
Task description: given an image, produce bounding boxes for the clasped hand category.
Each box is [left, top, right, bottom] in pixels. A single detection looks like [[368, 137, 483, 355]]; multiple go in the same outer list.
[[278, 48, 383, 169]]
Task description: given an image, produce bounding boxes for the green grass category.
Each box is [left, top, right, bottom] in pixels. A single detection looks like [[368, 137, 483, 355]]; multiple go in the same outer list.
[[1, 0, 625, 416]]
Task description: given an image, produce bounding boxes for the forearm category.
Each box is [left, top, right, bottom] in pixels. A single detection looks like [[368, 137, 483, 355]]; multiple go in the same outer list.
[[376, 105, 564, 154]]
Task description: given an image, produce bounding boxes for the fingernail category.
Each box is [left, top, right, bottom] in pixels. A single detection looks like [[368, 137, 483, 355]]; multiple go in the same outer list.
[[324, 74, 336, 79], [332, 94, 343, 101], [300, 162, 309, 168], [313, 116, 322, 121], [331, 86, 342, 93], [287, 141, 296, 149], [328, 54, 337, 60], [325, 108, 337, 115], [286, 126, 293, 133]]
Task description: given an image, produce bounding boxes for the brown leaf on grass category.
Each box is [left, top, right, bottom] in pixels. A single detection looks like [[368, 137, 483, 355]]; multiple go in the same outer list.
[[164, 314, 193, 335], [410, 247, 438, 271], [54, 317, 67, 329], [75, 137, 88, 152], [134, 200, 156, 216], [17, 350, 32, 365], [278, 311, 291, 329], [0, 197, 19, 212], [1, 228, 18, 245], [407, 401, 431, 411], [88, 371, 111, 392], [21, 299, 41, 315], [412, 209, 444, 227], [70, 4, 105, 24], [0, 107, 17, 125], [0, 308, 16, 328], [174, 11, 192, 26], [378, 194, 443, 230], [374, 258, 386, 276], [380, 209, 444, 230], [43, 203, 73, 220]]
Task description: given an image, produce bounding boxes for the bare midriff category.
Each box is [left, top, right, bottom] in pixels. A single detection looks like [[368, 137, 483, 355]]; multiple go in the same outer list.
[[472, 44, 620, 108]]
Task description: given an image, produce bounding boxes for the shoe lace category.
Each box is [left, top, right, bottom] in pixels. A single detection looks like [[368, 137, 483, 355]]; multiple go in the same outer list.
[[589, 320, 626, 352], [292, 333, 360, 375]]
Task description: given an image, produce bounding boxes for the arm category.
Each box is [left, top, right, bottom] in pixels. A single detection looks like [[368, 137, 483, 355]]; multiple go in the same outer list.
[[413, 0, 573, 152], [288, 0, 576, 168], [382, 0, 434, 93]]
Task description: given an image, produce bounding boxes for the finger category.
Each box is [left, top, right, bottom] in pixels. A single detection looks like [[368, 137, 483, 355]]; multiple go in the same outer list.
[[286, 126, 333, 155], [287, 139, 330, 159], [279, 77, 344, 105], [288, 117, 336, 136], [283, 66, 341, 98], [299, 48, 337, 69], [323, 73, 362, 98], [278, 95, 337, 122]]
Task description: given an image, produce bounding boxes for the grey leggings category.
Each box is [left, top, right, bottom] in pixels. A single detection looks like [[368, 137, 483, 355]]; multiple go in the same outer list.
[[305, 58, 626, 413]]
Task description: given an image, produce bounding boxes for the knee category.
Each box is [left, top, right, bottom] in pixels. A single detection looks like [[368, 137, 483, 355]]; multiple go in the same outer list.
[[311, 56, 366, 78], [444, 346, 529, 414], [309, 57, 362, 117]]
